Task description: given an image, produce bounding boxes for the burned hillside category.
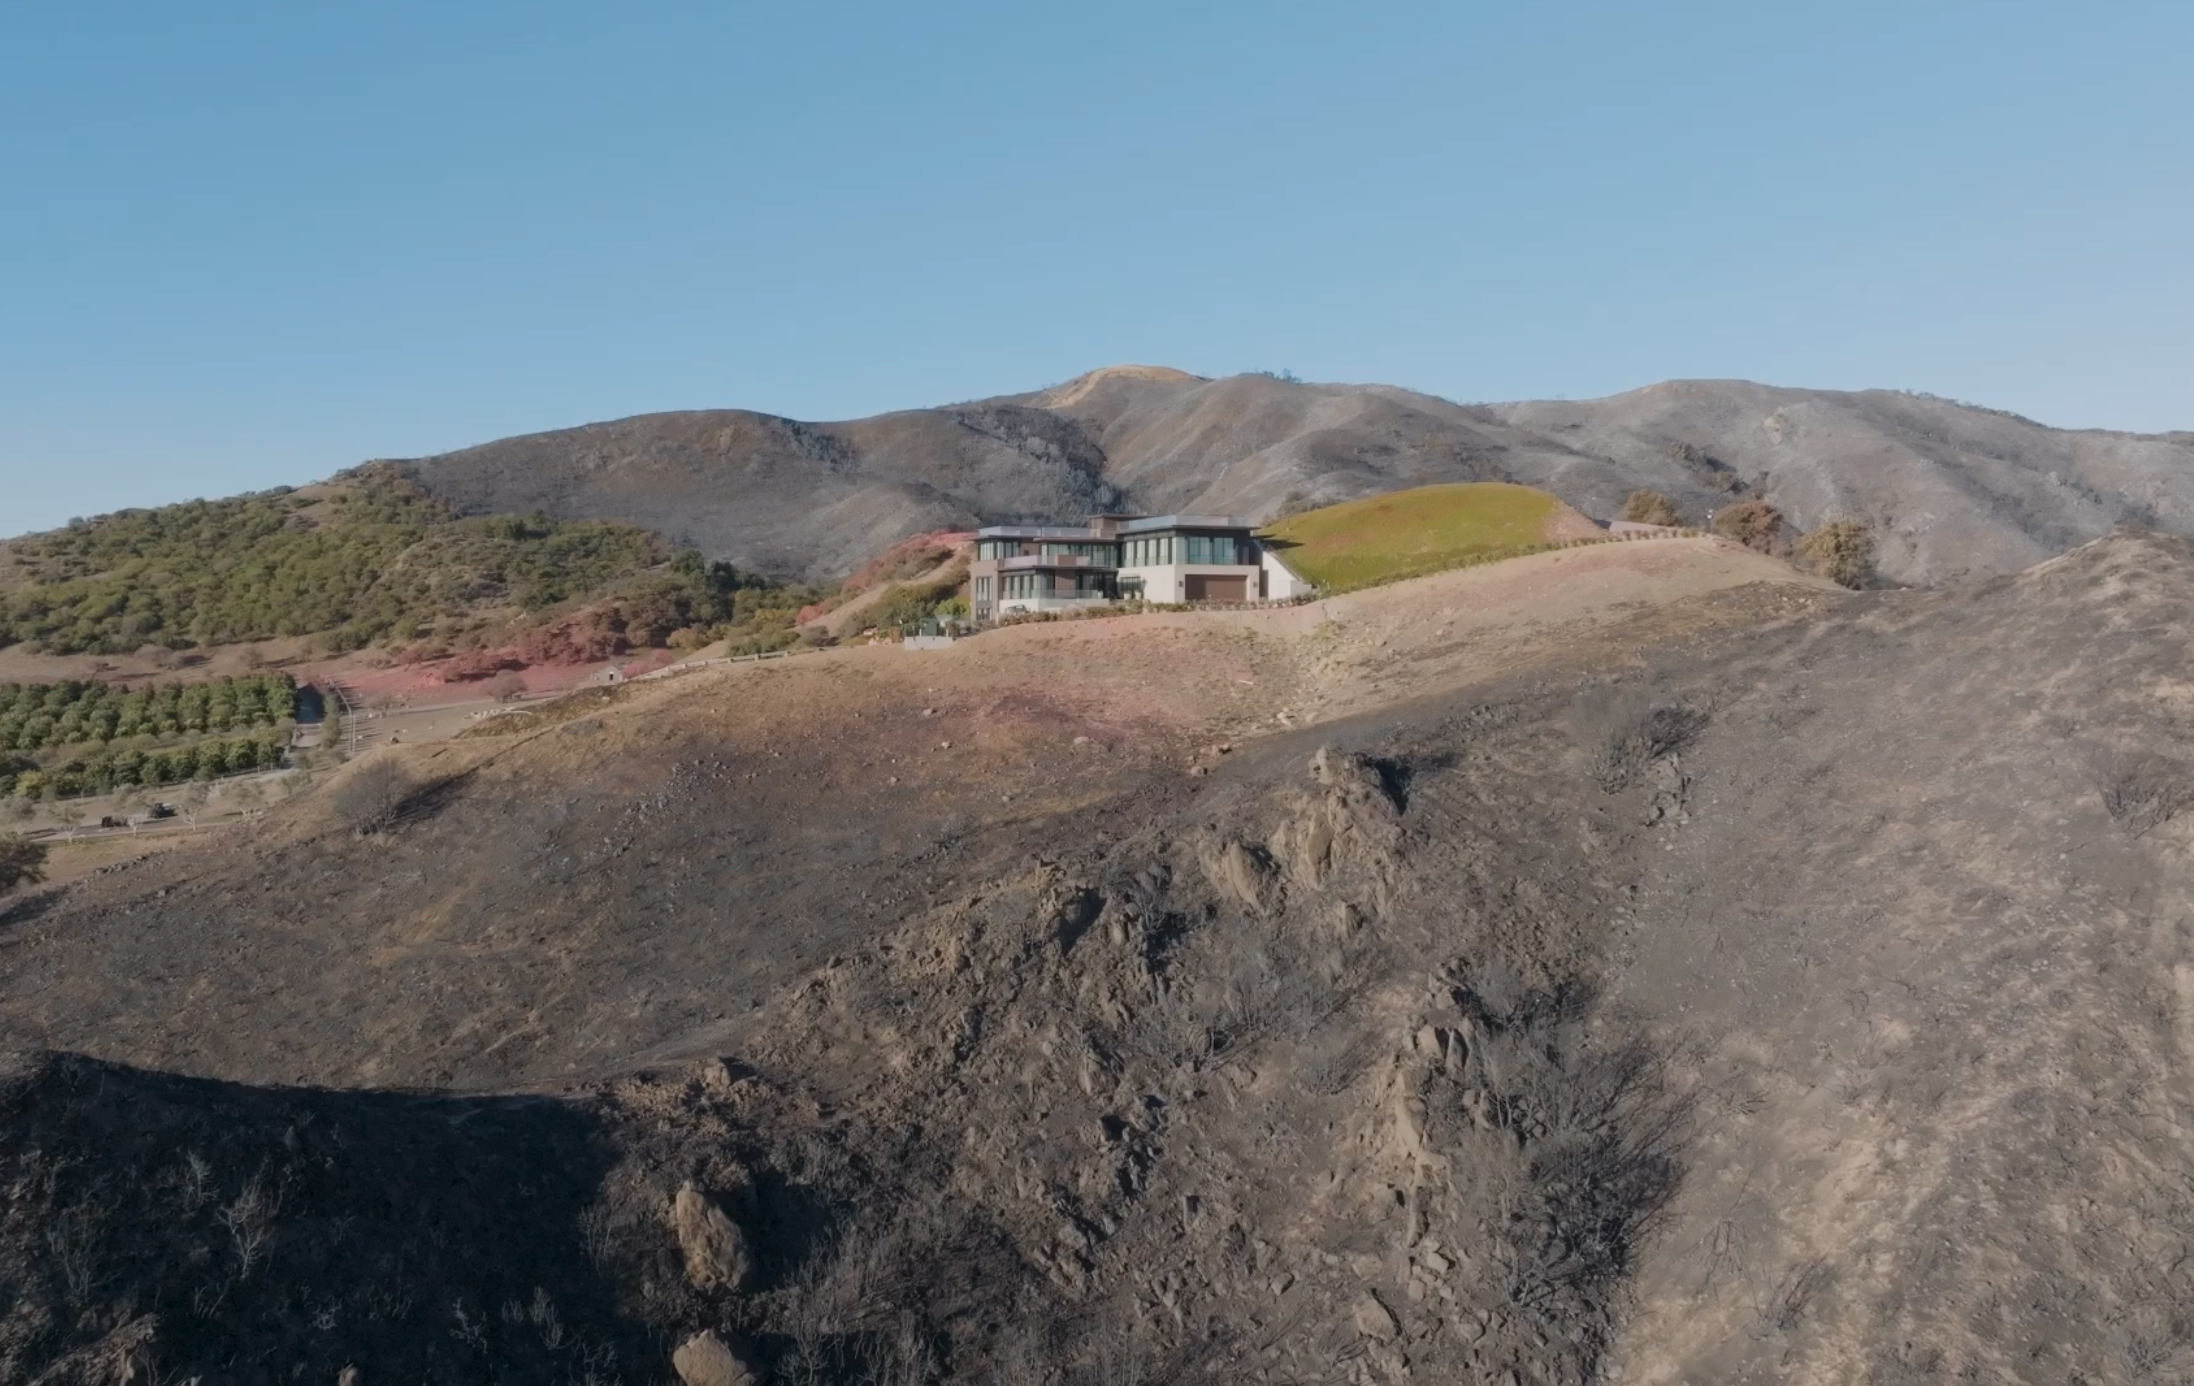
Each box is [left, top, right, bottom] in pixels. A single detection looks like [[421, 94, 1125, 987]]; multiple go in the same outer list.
[[3, 534, 2193, 1382]]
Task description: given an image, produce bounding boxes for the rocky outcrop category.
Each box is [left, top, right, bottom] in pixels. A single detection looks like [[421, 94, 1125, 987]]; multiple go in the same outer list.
[[1268, 746, 1403, 906], [1196, 837, 1281, 916]]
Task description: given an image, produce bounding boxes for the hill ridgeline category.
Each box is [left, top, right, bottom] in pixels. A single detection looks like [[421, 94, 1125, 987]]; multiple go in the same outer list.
[[391, 367, 2192, 587]]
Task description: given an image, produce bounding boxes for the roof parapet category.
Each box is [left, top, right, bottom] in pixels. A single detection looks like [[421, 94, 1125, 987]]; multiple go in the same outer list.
[[976, 514, 1255, 539], [1117, 514, 1250, 533]]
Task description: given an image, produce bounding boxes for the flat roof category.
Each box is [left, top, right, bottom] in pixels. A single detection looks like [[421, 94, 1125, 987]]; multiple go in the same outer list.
[[1117, 514, 1251, 534], [976, 513, 1254, 540], [975, 524, 1106, 539]]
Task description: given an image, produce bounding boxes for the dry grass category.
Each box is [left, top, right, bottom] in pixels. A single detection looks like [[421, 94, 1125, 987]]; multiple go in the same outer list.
[[1572, 687, 1711, 790], [2088, 745, 2194, 836], [331, 758, 411, 836], [15, 832, 192, 891]]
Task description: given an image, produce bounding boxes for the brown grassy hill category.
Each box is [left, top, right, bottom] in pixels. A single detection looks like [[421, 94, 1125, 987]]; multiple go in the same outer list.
[[386, 367, 2192, 589], [396, 405, 1127, 585], [6, 533, 2194, 1382], [0, 536, 1809, 1090]]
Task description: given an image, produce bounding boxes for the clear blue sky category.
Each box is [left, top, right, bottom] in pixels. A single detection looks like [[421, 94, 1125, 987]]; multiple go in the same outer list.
[[4, 1, 2189, 534]]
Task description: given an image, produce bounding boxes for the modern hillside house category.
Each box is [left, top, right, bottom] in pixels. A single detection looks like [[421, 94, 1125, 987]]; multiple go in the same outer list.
[[969, 514, 1311, 621]]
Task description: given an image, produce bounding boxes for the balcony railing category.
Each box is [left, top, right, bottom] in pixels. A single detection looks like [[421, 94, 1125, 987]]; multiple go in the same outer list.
[[994, 553, 1118, 570]]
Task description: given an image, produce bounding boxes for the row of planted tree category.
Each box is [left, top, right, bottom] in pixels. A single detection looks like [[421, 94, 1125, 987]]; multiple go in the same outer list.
[[0, 675, 298, 752], [2, 732, 292, 801]]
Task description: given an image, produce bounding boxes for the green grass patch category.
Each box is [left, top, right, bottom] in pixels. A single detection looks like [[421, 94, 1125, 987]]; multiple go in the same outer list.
[[1263, 483, 1573, 593]]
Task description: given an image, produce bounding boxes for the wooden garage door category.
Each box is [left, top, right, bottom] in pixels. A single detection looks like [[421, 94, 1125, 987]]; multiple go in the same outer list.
[[1185, 574, 1248, 603]]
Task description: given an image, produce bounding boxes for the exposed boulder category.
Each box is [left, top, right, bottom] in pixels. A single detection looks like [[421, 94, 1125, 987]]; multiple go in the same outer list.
[[671, 1182, 752, 1291], [1355, 1291, 1402, 1340], [671, 1330, 758, 1386]]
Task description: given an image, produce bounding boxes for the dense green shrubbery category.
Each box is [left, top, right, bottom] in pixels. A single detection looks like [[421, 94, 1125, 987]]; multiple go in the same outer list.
[[0, 676, 295, 752], [479, 555, 818, 668], [1, 733, 286, 799], [1, 465, 849, 667], [866, 575, 966, 633], [673, 551, 823, 652], [0, 467, 675, 654], [722, 626, 804, 657]]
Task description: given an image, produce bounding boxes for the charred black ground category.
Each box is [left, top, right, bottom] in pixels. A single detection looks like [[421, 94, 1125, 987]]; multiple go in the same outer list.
[[5, 534, 2194, 1383]]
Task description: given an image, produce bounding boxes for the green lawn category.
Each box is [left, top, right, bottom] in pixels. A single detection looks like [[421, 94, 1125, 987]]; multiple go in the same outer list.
[[1263, 482, 1571, 592]]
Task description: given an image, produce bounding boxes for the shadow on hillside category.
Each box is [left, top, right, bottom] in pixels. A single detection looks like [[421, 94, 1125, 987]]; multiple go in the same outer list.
[[0, 880, 78, 939], [0, 1052, 650, 1385]]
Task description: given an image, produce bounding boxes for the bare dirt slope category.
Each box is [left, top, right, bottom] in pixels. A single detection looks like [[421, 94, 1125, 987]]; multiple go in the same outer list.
[[386, 365, 2192, 587], [5, 534, 2194, 1384], [1604, 533, 2194, 1383], [0, 536, 1803, 1092], [1484, 379, 2194, 585]]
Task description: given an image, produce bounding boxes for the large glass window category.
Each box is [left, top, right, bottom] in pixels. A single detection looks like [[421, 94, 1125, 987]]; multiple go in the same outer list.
[[1175, 533, 1250, 565], [1128, 533, 1238, 565]]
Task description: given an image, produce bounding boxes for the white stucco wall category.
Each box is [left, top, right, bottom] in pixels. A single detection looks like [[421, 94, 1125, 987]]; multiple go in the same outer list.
[[1261, 548, 1315, 599]]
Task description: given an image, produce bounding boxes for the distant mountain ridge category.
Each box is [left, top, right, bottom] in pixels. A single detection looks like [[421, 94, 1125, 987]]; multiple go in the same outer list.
[[386, 367, 2193, 587], [10, 369, 2187, 592]]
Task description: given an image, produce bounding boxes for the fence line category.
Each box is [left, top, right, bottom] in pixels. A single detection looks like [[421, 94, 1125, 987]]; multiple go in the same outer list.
[[630, 645, 824, 682], [19, 760, 302, 810]]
